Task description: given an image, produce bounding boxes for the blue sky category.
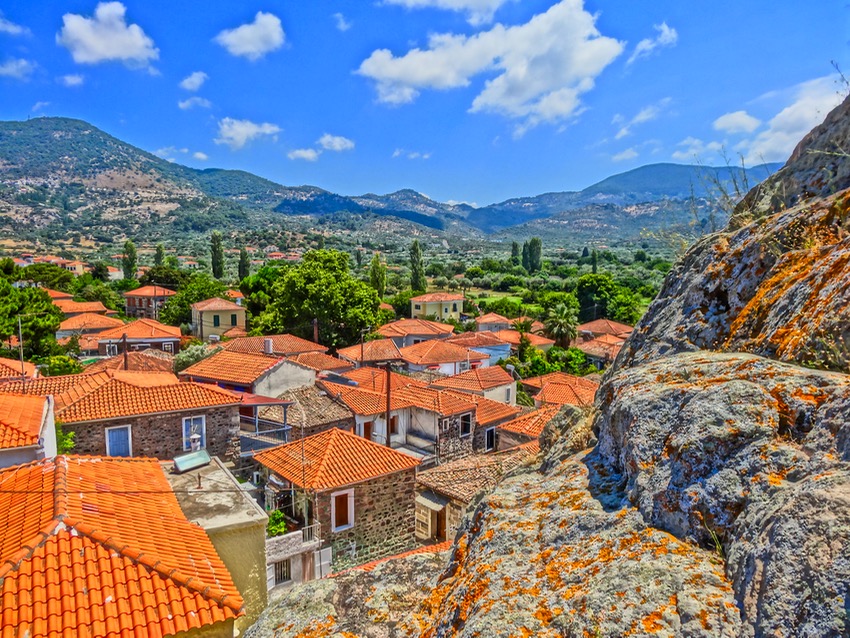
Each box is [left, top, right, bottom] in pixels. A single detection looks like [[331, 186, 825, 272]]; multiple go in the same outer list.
[[1, 1, 847, 205]]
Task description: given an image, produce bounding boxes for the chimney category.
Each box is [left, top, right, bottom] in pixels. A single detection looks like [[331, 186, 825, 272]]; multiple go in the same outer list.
[[264, 338, 273, 355]]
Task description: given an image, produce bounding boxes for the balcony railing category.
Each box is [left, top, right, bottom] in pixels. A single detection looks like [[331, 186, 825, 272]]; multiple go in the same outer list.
[[301, 523, 320, 544], [239, 416, 291, 455]]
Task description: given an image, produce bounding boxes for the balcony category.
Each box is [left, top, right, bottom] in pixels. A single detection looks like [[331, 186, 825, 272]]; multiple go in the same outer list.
[[239, 416, 291, 456], [266, 522, 322, 563]]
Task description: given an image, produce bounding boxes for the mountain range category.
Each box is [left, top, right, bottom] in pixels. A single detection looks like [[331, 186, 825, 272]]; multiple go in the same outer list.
[[0, 117, 781, 249]]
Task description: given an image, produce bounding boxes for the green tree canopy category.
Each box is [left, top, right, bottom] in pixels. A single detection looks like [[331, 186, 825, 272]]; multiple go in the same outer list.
[[409, 240, 426, 292], [122, 240, 137, 280], [576, 273, 617, 322], [210, 231, 225, 279], [238, 248, 251, 281], [527, 237, 542, 274], [240, 264, 287, 318], [369, 253, 387, 299], [160, 272, 229, 326], [138, 265, 190, 290], [0, 282, 63, 358], [21, 263, 73, 291], [543, 300, 579, 349], [154, 244, 166, 267], [255, 250, 379, 348]]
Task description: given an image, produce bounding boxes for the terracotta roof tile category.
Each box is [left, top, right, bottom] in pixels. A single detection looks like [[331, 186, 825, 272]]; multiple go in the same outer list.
[[123, 285, 177, 298], [535, 380, 597, 406], [491, 329, 555, 348], [95, 318, 181, 341], [376, 318, 454, 338], [522, 371, 600, 394], [337, 339, 403, 363], [58, 312, 125, 332], [0, 358, 36, 379], [431, 366, 513, 392], [416, 446, 537, 502], [410, 292, 465, 303], [0, 456, 243, 638], [287, 351, 354, 372], [180, 350, 284, 386], [223, 325, 248, 338], [447, 331, 510, 349], [346, 540, 453, 574], [226, 289, 245, 299], [474, 312, 510, 325], [341, 367, 427, 392], [574, 337, 625, 361], [42, 288, 73, 299], [394, 385, 477, 417], [399, 340, 486, 365], [222, 333, 327, 356], [0, 371, 112, 397], [255, 427, 419, 491], [84, 350, 174, 374], [576, 318, 634, 337], [191, 297, 243, 312], [319, 381, 415, 416], [442, 390, 520, 426], [0, 393, 47, 450], [497, 404, 563, 438], [52, 299, 111, 315], [272, 385, 354, 430]]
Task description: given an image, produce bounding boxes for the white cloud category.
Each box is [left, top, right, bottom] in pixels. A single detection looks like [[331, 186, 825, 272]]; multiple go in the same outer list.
[[288, 148, 320, 161], [318, 133, 355, 152], [0, 15, 30, 36], [32, 101, 50, 112], [214, 12, 284, 61], [614, 98, 670, 138], [333, 12, 351, 32], [737, 76, 844, 164], [383, 0, 510, 26], [178, 96, 212, 110], [612, 148, 638, 162], [0, 58, 35, 80], [56, 2, 158, 69], [713, 110, 761, 134], [358, 1, 624, 135], [59, 73, 84, 87], [392, 148, 431, 159], [627, 22, 678, 65], [671, 136, 723, 162], [193, 151, 208, 161], [215, 117, 281, 150], [179, 71, 208, 91]]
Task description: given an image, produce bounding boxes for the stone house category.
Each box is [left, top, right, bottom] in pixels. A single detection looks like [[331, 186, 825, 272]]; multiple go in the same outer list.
[[52, 298, 115, 318], [415, 442, 539, 541], [95, 318, 182, 356], [375, 318, 454, 348], [441, 390, 521, 454], [446, 331, 511, 366], [399, 339, 489, 376], [123, 284, 177, 320], [430, 365, 517, 405], [55, 312, 125, 341], [474, 312, 512, 332], [0, 392, 57, 468], [409, 292, 465, 321], [0, 455, 245, 637], [191, 297, 247, 341], [496, 403, 563, 451], [222, 333, 328, 357], [254, 427, 420, 571], [337, 338, 404, 367], [521, 371, 599, 408], [276, 384, 355, 440]]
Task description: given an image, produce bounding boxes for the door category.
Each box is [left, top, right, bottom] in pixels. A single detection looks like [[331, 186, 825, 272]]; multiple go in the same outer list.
[[105, 426, 131, 457], [436, 508, 447, 541], [314, 547, 332, 579], [363, 420, 373, 441]]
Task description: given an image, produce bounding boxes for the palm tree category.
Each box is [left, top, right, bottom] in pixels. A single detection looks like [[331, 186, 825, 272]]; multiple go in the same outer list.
[[511, 317, 534, 335], [544, 302, 578, 349]]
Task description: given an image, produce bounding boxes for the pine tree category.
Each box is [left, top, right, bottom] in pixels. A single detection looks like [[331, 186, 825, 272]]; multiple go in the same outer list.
[[122, 240, 137, 280], [238, 248, 250, 281], [211, 231, 224, 279], [409, 240, 427, 292], [369, 253, 386, 298], [154, 244, 165, 267]]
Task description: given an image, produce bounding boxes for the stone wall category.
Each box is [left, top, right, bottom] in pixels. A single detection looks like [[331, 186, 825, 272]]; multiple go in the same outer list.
[[70, 405, 240, 459], [436, 414, 474, 463], [315, 469, 416, 570]]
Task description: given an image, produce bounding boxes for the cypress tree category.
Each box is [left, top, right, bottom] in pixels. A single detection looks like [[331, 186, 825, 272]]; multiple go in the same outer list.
[[211, 231, 224, 279], [409, 240, 427, 292], [238, 247, 251, 280]]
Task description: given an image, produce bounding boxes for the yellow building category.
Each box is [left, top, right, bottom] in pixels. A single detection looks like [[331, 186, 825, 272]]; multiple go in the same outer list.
[[410, 292, 465, 321], [192, 297, 247, 340]]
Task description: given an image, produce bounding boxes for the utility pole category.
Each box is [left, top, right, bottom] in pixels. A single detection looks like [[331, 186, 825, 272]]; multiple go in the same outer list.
[[17, 316, 25, 387], [312, 318, 319, 343], [384, 364, 392, 448]]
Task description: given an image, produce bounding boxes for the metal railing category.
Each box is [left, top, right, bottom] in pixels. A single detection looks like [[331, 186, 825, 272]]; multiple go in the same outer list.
[[301, 523, 320, 544]]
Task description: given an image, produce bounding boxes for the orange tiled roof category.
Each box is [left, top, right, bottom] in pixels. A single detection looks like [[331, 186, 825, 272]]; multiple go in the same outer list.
[[399, 340, 486, 366], [222, 333, 328, 356], [517, 316, 546, 333], [0, 371, 112, 397], [0, 456, 243, 638], [376, 318, 454, 338], [536, 380, 597, 407], [577, 318, 634, 337], [574, 337, 624, 362], [410, 292, 465, 303], [498, 404, 563, 438], [226, 289, 244, 299], [287, 351, 353, 372], [431, 366, 513, 392], [42, 288, 73, 299], [337, 338, 403, 363], [123, 285, 177, 298], [52, 299, 111, 315], [341, 367, 427, 392], [85, 350, 174, 374], [447, 331, 510, 349], [58, 312, 125, 332], [0, 358, 36, 379], [191, 297, 244, 312], [394, 385, 476, 417], [95, 318, 181, 341], [522, 371, 600, 394], [222, 325, 247, 338], [180, 350, 284, 386], [346, 540, 453, 574], [475, 312, 510, 325], [0, 392, 47, 450], [319, 381, 415, 416], [492, 329, 555, 348], [442, 390, 520, 426], [379, 301, 395, 312], [255, 427, 419, 491]]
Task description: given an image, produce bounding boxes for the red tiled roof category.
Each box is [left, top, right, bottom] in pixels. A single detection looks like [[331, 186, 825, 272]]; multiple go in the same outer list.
[[347, 540, 453, 574], [574, 337, 625, 362], [492, 329, 555, 348], [0, 371, 112, 397], [441, 390, 520, 426], [287, 351, 354, 372], [447, 331, 510, 349], [222, 325, 248, 338], [191, 297, 244, 311], [0, 358, 36, 379], [53, 299, 111, 315], [42, 288, 73, 299], [536, 380, 597, 407], [254, 427, 419, 491], [430, 366, 513, 392], [376, 318, 454, 338], [394, 385, 476, 417], [0, 393, 47, 450], [222, 333, 327, 356], [577, 318, 634, 337], [95, 318, 181, 342], [498, 404, 563, 438], [410, 292, 465, 303], [180, 350, 284, 386], [226, 289, 244, 299], [337, 338, 403, 363], [58, 312, 125, 332], [0, 456, 243, 638], [379, 301, 394, 312], [84, 351, 175, 374], [319, 381, 415, 416], [399, 340, 486, 366], [475, 312, 510, 325], [123, 285, 177, 298], [522, 371, 600, 394], [341, 367, 426, 392]]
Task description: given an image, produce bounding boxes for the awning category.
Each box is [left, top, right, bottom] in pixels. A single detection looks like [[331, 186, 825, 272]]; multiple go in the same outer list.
[[416, 490, 448, 512]]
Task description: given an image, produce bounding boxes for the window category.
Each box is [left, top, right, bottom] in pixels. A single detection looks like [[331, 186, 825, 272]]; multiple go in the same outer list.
[[414, 304, 421, 310], [230, 313, 237, 326], [274, 559, 291, 585], [485, 427, 496, 452], [182, 415, 206, 450], [361, 421, 373, 440], [162, 342, 173, 353], [105, 425, 132, 457], [460, 413, 472, 437], [105, 343, 118, 356], [213, 314, 220, 327], [505, 387, 511, 402], [452, 303, 458, 312], [331, 489, 354, 532], [389, 415, 399, 436]]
